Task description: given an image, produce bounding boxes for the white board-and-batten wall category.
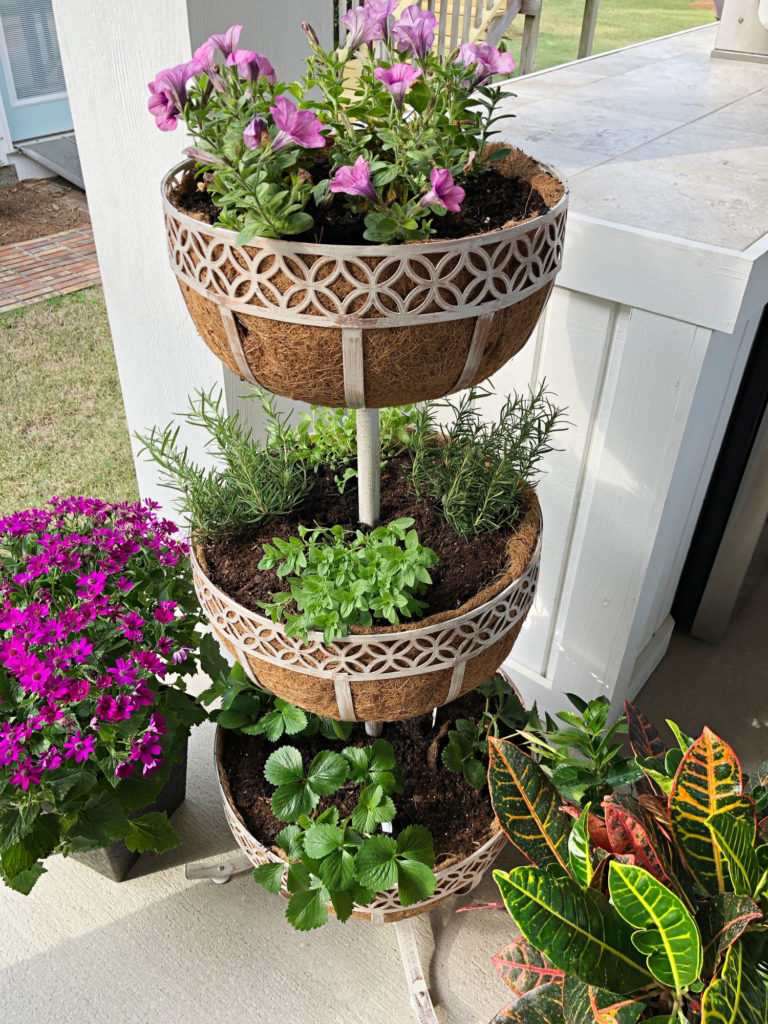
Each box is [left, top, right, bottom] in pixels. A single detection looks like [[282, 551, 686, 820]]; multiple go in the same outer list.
[[51, 0, 765, 715]]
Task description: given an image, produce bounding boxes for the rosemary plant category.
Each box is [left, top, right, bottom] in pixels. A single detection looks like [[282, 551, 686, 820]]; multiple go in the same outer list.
[[408, 383, 566, 537], [136, 388, 308, 540]]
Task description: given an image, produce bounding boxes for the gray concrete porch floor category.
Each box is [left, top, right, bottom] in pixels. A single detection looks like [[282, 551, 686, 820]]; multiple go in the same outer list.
[[2, 566, 765, 1024]]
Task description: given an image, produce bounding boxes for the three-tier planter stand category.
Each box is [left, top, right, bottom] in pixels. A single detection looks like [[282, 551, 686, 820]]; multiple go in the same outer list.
[[174, 152, 568, 1023]]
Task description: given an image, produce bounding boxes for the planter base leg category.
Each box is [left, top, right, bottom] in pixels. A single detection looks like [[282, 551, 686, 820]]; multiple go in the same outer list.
[[395, 918, 439, 1024], [365, 721, 383, 736], [184, 850, 252, 884]]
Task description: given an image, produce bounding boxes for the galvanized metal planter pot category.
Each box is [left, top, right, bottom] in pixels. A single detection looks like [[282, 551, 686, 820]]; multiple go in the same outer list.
[[162, 154, 568, 410], [192, 494, 541, 723], [70, 741, 188, 882], [215, 726, 506, 924]]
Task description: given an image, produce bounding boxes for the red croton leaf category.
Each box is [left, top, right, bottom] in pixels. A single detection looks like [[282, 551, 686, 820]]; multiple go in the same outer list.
[[604, 793, 672, 885], [560, 802, 611, 852], [492, 937, 564, 997]]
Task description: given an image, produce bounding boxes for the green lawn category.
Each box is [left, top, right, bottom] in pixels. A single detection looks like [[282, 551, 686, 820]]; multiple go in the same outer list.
[[504, 0, 715, 72], [0, 288, 139, 514]]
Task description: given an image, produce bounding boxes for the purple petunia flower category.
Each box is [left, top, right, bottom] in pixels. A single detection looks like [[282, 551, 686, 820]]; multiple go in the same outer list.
[[269, 95, 326, 153], [364, 0, 399, 37], [147, 60, 202, 132], [115, 761, 135, 780], [374, 63, 422, 109], [63, 731, 96, 764], [456, 42, 516, 85], [192, 40, 227, 93], [391, 5, 436, 61], [206, 24, 243, 59], [243, 117, 268, 151], [226, 49, 276, 84], [185, 146, 224, 166], [421, 168, 465, 212], [341, 6, 383, 50], [329, 156, 378, 201]]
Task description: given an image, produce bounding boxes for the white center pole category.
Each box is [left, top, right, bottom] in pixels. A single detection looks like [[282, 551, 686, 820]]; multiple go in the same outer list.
[[356, 407, 381, 528], [357, 408, 383, 736]]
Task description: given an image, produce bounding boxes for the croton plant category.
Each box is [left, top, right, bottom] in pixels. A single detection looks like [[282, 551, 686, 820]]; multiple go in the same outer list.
[[487, 700, 768, 1024]]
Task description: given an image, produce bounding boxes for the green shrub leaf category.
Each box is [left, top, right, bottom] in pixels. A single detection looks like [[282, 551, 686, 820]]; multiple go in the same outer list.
[[125, 811, 181, 855], [669, 728, 754, 895], [696, 894, 762, 978], [494, 865, 652, 992], [608, 861, 701, 990], [264, 746, 304, 786], [285, 885, 330, 931], [492, 937, 564, 997], [252, 861, 286, 894], [490, 982, 564, 1024], [354, 835, 398, 892], [562, 975, 645, 1024], [702, 942, 768, 1024], [707, 812, 759, 897], [396, 859, 436, 907], [488, 737, 571, 872], [568, 805, 593, 887], [306, 750, 348, 796]]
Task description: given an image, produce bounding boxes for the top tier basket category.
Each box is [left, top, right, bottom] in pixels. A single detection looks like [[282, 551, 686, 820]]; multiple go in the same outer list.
[[162, 150, 568, 409]]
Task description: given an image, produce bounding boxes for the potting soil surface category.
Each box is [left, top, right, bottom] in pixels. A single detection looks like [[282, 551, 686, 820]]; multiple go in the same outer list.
[[202, 455, 520, 621], [221, 688, 496, 867], [172, 163, 549, 244]]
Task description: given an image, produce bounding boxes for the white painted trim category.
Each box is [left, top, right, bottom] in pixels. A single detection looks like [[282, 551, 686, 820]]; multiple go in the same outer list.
[[559, 214, 753, 333], [0, 89, 11, 160], [623, 615, 675, 704]]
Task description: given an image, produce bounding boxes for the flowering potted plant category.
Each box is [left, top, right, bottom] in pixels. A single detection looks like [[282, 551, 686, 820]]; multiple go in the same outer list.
[[152, 4, 567, 409], [0, 497, 227, 891], [485, 698, 768, 1024], [138, 383, 561, 723]]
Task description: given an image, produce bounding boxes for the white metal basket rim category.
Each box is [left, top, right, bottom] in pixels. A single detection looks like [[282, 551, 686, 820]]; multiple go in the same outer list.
[[162, 160, 568, 328], [191, 532, 540, 649], [162, 158, 568, 259]]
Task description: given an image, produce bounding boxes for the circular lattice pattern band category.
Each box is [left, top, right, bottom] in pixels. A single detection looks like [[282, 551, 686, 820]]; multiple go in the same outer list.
[[164, 161, 567, 329], [162, 156, 568, 408], [191, 532, 540, 722]]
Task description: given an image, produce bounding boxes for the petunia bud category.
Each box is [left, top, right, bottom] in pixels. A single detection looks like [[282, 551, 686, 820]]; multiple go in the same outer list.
[[302, 21, 320, 47]]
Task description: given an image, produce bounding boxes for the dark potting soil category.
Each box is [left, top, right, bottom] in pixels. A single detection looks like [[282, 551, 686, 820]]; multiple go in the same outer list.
[[201, 454, 515, 621], [221, 689, 496, 866], [171, 164, 548, 245]]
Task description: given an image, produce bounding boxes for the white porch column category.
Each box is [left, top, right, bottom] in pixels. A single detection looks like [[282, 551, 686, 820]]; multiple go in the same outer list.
[[52, 0, 331, 507]]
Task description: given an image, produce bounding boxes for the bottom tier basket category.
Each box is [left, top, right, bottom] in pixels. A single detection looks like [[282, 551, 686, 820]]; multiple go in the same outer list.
[[215, 726, 506, 925]]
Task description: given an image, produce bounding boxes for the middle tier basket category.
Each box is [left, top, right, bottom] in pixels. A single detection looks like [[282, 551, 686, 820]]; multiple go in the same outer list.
[[192, 492, 541, 722]]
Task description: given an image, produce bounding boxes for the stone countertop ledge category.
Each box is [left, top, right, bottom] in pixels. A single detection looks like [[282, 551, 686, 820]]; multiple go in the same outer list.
[[498, 24, 768, 255]]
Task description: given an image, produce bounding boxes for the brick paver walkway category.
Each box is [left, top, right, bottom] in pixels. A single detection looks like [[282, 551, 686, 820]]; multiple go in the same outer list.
[[0, 226, 101, 312]]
